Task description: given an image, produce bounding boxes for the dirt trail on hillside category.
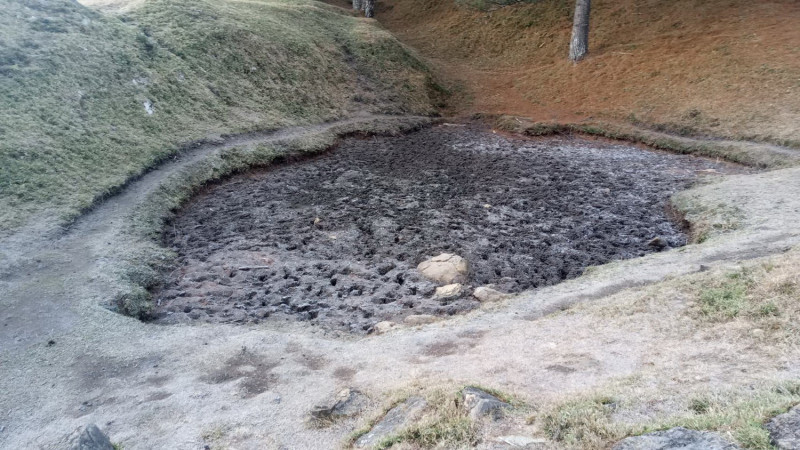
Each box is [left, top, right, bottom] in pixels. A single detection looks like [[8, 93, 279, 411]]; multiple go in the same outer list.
[[1, 114, 800, 449]]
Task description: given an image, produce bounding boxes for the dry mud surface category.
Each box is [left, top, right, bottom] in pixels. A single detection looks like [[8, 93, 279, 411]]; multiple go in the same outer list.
[[152, 125, 741, 332]]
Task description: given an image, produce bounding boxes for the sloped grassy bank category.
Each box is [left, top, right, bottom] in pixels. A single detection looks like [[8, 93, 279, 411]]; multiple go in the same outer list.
[[0, 0, 437, 234]]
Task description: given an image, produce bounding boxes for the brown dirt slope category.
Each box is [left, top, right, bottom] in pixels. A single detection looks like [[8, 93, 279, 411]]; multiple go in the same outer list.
[[370, 0, 800, 144]]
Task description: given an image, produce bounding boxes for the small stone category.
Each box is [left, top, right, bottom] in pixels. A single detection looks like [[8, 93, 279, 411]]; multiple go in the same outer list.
[[310, 388, 369, 422], [647, 236, 669, 251], [403, 314, 439, 326], [372, 321, 397, 334], [417, 253, 468, 284], [434, 283, 463, 299], [473, 286, 510, 302], [74, 423, 113, 450], [377, 262, 395, 276], [752, 328, 765, 337], [355, 396, 427, 448], [612, 427, 740, 449], [462, 387, 510, 421], [766, 404, 800, 449]]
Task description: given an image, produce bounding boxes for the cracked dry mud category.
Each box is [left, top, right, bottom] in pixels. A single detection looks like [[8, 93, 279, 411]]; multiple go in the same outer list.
[[151, 125, 742, 332]]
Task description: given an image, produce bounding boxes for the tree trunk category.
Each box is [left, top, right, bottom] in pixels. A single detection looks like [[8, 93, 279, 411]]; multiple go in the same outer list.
[[569, 0, 590, 62], [363, 0, 375, 18], [352, 0, 362, 11]]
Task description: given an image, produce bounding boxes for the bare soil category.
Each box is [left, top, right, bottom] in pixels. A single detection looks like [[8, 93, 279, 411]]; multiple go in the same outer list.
[[366, 0, 800, 143], [152, 125, 743, 332]]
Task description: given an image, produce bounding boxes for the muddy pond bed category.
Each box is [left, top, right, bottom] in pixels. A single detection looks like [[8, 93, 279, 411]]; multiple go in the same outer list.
[[151, 124, 743, 333]]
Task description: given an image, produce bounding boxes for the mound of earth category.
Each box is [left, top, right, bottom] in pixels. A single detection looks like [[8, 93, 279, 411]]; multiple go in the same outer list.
[[151, 125, 742, 333]]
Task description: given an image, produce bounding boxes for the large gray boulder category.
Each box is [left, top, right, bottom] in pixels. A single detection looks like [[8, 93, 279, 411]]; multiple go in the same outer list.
[[612, 427, 740, 449], [766, 405, 800, 449], [74, 424, 113, 450]]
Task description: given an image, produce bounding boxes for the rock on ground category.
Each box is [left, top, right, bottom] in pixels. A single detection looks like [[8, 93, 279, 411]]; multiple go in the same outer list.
[[355, 396, 427, 448], [434, 283, 463, 299], [310, 388, 369, 422], [74, 424, 113, 450], [612, 427, 740, 449], [766, 405, 800, 449], [473, 285, 510, 302], [462, 387, 510, 420], [371, 321, 397, 334], [417, 253, 469, 284], [403, 314, 439, 326]]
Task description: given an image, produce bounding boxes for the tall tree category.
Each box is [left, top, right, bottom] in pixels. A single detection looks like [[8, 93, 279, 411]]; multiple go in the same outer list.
[[352, 0, 362, 11], [569, 0, 591, 62], [363, 0, 375, 18]]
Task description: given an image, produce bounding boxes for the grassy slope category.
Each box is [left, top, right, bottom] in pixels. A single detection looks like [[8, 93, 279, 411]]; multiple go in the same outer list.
[[377, 0, 800, 144], [0, 0, 435, 234]]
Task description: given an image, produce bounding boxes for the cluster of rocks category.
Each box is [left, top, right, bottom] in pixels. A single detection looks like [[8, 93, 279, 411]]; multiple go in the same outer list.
[[372, 253, 511, 334], [314, 386, 511, 449]]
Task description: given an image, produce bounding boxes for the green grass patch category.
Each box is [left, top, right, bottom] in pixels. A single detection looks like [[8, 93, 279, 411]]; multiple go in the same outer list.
[[539, 380, 800, 449], [0, 0, 435, 234]]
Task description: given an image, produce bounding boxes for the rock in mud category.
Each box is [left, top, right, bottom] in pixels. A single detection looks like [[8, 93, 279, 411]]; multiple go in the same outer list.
[[372, 321, 397, 334], [612, 427, 740, 449], [355, 396, 427, 448], [434, 283, 463, 299], [647, 236, 670, 251], [473, 285, 510, 302], [310, 388, 369, 422], [766, 405, 800, 449], [417, 253, 468, 284], [404, 314, 439, 326], [73, 424, 113, 450], [462, 387, 510, 421]]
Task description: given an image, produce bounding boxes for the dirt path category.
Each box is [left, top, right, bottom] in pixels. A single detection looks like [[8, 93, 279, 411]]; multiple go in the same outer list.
[[1, 115, 800, 449]]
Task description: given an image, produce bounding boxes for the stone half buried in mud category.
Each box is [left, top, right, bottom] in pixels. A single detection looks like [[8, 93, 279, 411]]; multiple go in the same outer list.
[[417, 253, 468, 285], [473, 285, 510, 302], [434, 283, 464, 299]]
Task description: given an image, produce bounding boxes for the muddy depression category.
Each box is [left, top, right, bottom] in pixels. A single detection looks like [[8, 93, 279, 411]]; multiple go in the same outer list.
[[152, 125, 741, 333]]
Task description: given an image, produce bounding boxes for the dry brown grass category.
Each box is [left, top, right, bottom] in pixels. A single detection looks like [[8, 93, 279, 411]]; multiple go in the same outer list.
[[368, 0, 800, 144]]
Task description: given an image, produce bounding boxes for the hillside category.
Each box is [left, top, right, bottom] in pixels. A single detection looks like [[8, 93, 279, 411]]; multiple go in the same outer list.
[[0, 0, 436, 234], [374, 0, 800, 144]]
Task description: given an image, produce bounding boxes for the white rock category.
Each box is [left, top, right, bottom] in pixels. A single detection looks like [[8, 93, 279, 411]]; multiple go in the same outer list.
[[417, 253, 468, 284], [473, 286, 510, 302], [372, 321, 396, 334], [434, 283, 463, 299]]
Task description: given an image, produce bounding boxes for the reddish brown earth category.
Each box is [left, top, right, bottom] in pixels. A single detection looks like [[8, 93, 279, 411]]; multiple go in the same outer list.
[[343, 0, 800, 143]]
